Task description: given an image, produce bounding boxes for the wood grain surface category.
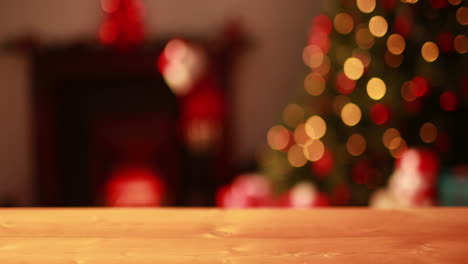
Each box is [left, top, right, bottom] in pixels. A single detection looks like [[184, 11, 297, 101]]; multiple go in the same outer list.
[[0, 208, 467, 263]]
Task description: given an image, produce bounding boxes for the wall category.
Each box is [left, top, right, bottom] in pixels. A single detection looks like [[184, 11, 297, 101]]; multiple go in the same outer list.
[[0, 0, 320, 204]]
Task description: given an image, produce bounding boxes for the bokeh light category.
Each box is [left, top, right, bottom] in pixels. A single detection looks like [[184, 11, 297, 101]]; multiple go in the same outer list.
[[267, 125, 291, 151], [401, 0, 419, 3], [352, 50, 372, 69], [440, 91, 457, 111], [421, 41, 439, 62], [305, 115, 327, 139], [401, 81, 417, 102], [389, 138, 407, 158], [343, 57, 364, 80], [334, 12, 354, 34], [420, 122, 438, 143], [454, 35, 468, 54], [367, 77, 387, 100], [303, 45, 324, 68], [370, 103, 391, 125], [456, 7, 468, 26], [369, 16, 388, 37], [448, 0, 462, 5], [304, 72, 326, 96], [383, 128, 401, 149], [288, 144, 308, 167], [387, 34, 406, 55], [355, 25, 375, 49], [303, 139, 325, 161], [341, 103, 362, 126], [315, 55, 332, 75], [346, 133, 367, 156], [283, 104, 305, 128], [294, 123, 310, 145], [335, 72, 356, 94], [357, 0, 376, 13]]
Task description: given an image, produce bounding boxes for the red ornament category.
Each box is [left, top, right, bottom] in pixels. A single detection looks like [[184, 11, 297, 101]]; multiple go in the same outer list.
[[440, 91, 457, 111], [310, 149, 334, 178], [105, 165, 165, 207], [437, 32, 454, 53], [370, 103, 391, 125], [335, 72, 356, 95], [216, 174, 275, 208]]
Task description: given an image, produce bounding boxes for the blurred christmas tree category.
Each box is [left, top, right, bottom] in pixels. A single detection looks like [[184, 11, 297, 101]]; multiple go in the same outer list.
[[256, 0, 467, 206]]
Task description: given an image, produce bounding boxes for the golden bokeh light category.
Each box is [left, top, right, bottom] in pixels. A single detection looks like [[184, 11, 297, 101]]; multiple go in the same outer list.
[[288, 144, 308, 167], [401, 0, 419, 3], [383, 128, 401, 149], [341, 103, 362, 126], [355, 26, 375, 50], [387, 34, 406, 55], [401, 81, 417, 102], [369, 16, 388, 38], [420, 122, 438, 143], [456, 7, 468, 26], [334, 12, 354, 34], [454, 35, 468, 54], [303, 139, 325, 161], [304, 72, 326, 96], [283, 104, 305, 128], [448, 0, 462, 5], [366, 77, 387, 100], [357, 0, 376, 13], [343, 57, 364, 80], [315, 55, 331, 75], [390, 138, 407, 159], [305, 115, 327, 139], [352, 50, 372, 69], [294, 123, 310, 145], [267, 125, 290, 151], [385, 50, 403, 68], [421, 42, 439, 62], [332, 95, 351, 116], [302, 45, 324, 68], [346, 133, 367, 156]]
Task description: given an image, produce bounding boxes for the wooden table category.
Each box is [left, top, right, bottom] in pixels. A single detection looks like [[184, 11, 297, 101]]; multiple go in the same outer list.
[[0, 208, 467, 263]]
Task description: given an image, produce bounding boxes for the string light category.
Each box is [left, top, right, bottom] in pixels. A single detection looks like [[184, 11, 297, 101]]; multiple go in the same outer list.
[[369, 16, 388, 37], [305, 115, 327, 139], [341, 103, 362, 126], [456, 7, 468, 26], [454, 35, 468, 54], [346, 134, 367, 156], [420, 122, 438, 143], [288, 144, 308, 167], [304, 72, 326, 96], [421, 41, 439, 62], [283, 104, 305, 128], [343, 57, 364, 80], [367, 77, 386, 100], [267, 125, 291, 151], [334, 13, 354, 34], [357, 0, 376, 13], [387, 34, 406, 55], [303, 139, 325, 161]]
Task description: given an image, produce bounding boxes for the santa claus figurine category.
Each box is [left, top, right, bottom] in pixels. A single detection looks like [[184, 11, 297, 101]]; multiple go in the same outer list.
[[370, 148, 440, 208]]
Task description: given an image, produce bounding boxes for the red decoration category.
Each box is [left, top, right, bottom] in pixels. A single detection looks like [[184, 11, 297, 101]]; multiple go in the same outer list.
[[335, 72, 356, 95], [216, 174, 275, 208], [99, 0, 146, 50], [440, 91, 457, 111], [105, 165, 165, 207], [370, 103, 391, 125], [311, 149, 334, 178]]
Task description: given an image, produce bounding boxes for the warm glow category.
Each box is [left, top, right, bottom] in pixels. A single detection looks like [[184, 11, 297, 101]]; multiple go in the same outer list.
[[267, 125, 290, 151], [383, 128, 401, 149], [332, 95, 351, 116], [315, 55, 331, 75], [390, 138, 407, 158], [352, 50, 372, 69], [303, 45, 324, 68], [369, 16, 388, 37], [346, 133, 366, 156], [304, 72, 326, 96], [385, 51, 403, 68], [420, 122, 438, 143], [357, 0, 376, 13], [305, 115, 327, 139], [343, 57, 364, 80], [367, 77, 386, 100], [283, 104, 305, 128], [294, 123, 310, 145], [454, 35, 468, 54], [387, 34, 406, 55], [401, 81, 417, 102], [401, 0, 419, 3], [335, 72, 356, 95], [334, 13, 354, 34], [456, 7, 468, 26], [341, 103, 362, 126], [356, 26, 375, 49], [421, 42, 439, 62], [303, 139, 325, 161], [448, 0, 462, 5], [288, 144, 308, 167]]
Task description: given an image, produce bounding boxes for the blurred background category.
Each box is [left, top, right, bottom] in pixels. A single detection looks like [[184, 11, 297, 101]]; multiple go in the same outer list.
[[0, 0, 466, 208]]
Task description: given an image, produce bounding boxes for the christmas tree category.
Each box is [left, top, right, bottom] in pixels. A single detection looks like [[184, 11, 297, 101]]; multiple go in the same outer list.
[[218, 0, 467, 207]]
